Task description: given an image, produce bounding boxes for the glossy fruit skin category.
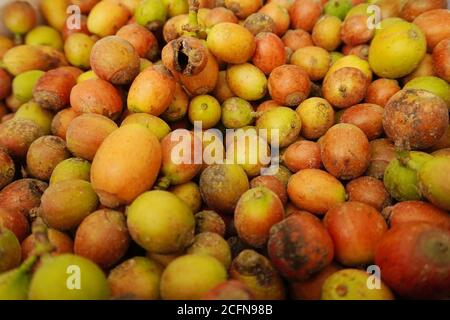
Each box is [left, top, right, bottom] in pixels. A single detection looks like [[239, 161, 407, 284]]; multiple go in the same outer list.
[[346, 176, 391, 212], [51, 108, 80, 139], [66, 114, 117, 161], [288, 169, 346, 215], [365, 78, 400, 107], [117, 23, 158, 59], [290, 46, 331, 81], [235, 187, 284, 248], [207, 23, 256, 64], [341, 14, 374, 46], [199, 164, 250, 215], [321, 124, 370, 180], [91, 124, 162, 208], [28, 254, 110, 300], [289, 0, 322, 32], [108, 256, 163, 300], [202, 280, 254, 300], [250, 175, 287, 205], [312, 15, 342, 51], [256, 106, 302, 148], [70, 79, 123, 120], [64, 33, 95, 69], [289, 263, 341, 300], [383, 200, 450, 229], [413, 9, 450, 52], [340, 103, 384, 140], [169, 181, 202, 214], [12, 70, 45, 103], [252, 32, 286, 75], [128, 65, 176, 116], [282, 29, 313, 51], [41, 179, 99, 230], [283, 140, 322, 172], [0, 227, 21, 273], [2, 1, 37, 34], [127, 190, 195, 254], [268, 65, 310, 107], [160, 130, 202, 185], [295, 98, 334, 140], [383, 89, 449, 150], [268, 212, 334, 281], [404, 76, 450, 108], [418, 156, 450, 211], [26, 135, 71, 181], [321, 269, 394, 300], [384, 151, 432, 202], [226, 63, 267, 101], [74, 209, 130, 269], [121, 113, 170, 141], [25, 26, 63, 50], [188, 95, 221, 129], [432, 39, 450, 82], [369, 22, 426, 79], [375, 222, 450, 299], [323, 67, 369, 108], [324, 202, 388, 266], [161, 254, 227, 300], [230, 249, 285, 300], [87, 0, 130, 37], [0, 207, 30, 243], [135, 0, 167, 30]]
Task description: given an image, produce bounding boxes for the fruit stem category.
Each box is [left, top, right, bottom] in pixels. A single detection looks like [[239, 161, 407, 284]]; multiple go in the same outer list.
[[31, 217, 55, 257], [182, 0, 205, 38], [13, 33, 23, 45], [18, 255, 38, 273], [396, 149, 410, 166], [154, 176, 171, 190]]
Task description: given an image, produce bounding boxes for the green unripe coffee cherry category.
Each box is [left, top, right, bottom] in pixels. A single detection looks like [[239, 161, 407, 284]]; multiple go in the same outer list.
[[135, 0, 168, 30]]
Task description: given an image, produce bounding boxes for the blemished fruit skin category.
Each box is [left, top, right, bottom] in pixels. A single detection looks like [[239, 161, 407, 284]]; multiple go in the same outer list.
[[28, 254, 110, 300], [268, 212, 334, 281], [321, 269, 394, 300], [160, 254, 227, 300], [126, 190, 195, 254], [230, 249, 286, 300], [187, 232, 232, 268], [199, 164, 250, 215], [383, 89, 448, 150], [40, 179, 99, 231], [107, 256, 163, 300]]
